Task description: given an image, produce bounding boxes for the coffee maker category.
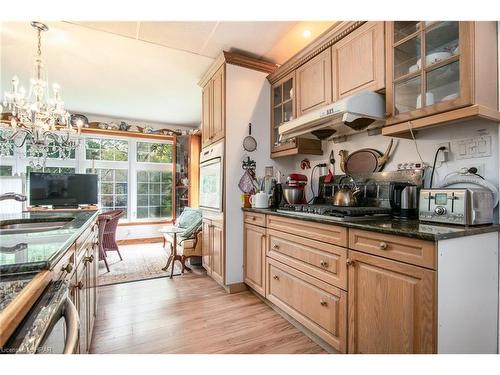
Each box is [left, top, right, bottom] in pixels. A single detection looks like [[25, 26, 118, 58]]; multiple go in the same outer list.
[[389, 182, 418, 219]]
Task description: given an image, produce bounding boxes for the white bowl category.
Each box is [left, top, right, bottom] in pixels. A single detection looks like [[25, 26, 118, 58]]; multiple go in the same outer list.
[[417, 52, 452, 69], [408, 64, 419, 73], [442, 93, 459, 102]]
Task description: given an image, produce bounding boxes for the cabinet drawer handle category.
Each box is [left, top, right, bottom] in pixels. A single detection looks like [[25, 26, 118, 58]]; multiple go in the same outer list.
[[85, 254, 95, 263], [76, 281, 84, 290], [272, 244, 279, 250], [320, 300, 328, 306], [251, 216, 256, 221], [346, 259, 355, 267], [61, 263, 73, 273], [320, 260, 328, 268], [379, 241, 388, 250], [272, 275, 279, 280]]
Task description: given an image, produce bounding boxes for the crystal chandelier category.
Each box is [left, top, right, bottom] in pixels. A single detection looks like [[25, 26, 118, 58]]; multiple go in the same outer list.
[[0, 21, 82, 169]]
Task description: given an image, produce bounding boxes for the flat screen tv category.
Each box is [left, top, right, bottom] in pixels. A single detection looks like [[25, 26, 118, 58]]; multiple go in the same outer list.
[[29, 172, 98, 208]]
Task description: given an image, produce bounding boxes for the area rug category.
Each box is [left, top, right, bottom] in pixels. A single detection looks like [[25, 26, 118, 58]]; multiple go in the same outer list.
[[98, 242, 182, 286]]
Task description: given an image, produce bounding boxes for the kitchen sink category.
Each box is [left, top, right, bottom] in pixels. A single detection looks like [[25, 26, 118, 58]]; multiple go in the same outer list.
[[0, 218, 73, 235]]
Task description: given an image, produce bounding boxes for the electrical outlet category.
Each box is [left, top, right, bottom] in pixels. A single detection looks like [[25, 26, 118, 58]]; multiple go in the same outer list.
[[436, 142, 450, 163], [459, 162, 485, 177], [453, 136, 492, 160]]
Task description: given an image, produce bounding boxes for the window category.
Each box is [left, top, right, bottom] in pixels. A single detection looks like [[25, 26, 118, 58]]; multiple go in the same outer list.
[[136, 171, 172, 219], [137, 142, 173, 163], [85, 138, 128, 161], [27, 166, 76, 174], [0, 131, 175, 222], [87, 168, 128, 216], [27, 142, 76, 159], [0, 165, 13, 176]]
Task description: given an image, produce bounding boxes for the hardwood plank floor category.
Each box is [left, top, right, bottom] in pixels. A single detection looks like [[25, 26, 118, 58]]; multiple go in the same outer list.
[[90, 273, 326, 354]]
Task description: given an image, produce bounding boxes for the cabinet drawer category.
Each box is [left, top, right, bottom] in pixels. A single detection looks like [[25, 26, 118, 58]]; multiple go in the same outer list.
[[267, 215, 348, 247], [244, 212, 266, 227], [266, 258, 347, 352], [267, 229, 347, 290], [349, 229, 436, 269]]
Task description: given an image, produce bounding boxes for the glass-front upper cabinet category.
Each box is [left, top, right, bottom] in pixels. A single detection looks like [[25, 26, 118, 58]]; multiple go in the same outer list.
[[386, 21, 473, 125], [271, 72, 297, 153]]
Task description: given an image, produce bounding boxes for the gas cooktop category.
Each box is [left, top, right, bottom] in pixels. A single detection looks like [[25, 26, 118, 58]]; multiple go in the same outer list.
[[277, 204, 392, 222]]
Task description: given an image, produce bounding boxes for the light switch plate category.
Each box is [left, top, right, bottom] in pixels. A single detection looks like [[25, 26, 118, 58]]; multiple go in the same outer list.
[[453, 136, 492, 160]]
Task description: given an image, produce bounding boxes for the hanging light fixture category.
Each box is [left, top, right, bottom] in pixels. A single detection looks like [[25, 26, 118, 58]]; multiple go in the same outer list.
[[0, 21, 82, 168]]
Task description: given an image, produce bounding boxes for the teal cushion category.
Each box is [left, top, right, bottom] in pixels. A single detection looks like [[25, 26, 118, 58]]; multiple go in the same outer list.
[[181, 220, 202, 240], [177, 208, 202, 228]]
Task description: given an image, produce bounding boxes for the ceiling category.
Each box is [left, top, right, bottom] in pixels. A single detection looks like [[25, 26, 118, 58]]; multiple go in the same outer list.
[[68, 21, 335, 64], [0, 21, 334, 126]]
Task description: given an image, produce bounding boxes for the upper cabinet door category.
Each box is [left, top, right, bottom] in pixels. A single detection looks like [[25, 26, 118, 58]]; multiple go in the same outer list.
[[296, 48, 332, 116], [386, 21, 472, 125], [332, 21, 385, 100], [201, 83, 212, 147], [211, 65, 225, 144]]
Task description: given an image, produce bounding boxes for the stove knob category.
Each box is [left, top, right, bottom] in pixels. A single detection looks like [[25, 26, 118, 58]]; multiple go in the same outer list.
[[434, 206, 447, 215]]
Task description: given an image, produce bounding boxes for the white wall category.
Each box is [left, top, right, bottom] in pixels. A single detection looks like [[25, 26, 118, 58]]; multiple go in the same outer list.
[[273, 120, 500, 209], [225, 64, 272, 285]]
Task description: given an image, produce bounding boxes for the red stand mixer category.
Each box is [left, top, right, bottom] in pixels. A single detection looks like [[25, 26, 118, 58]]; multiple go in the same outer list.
[[283, 173, 308, 204]]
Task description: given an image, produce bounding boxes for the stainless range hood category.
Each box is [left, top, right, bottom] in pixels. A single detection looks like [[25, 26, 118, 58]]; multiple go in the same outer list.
[[279, 91, 385, 140]]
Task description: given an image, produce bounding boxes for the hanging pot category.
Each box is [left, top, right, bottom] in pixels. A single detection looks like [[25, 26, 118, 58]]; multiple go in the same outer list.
[[242, 123, 257, 152]]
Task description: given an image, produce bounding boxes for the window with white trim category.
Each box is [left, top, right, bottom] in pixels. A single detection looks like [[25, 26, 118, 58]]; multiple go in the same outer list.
[[0, 133, 175, 222]]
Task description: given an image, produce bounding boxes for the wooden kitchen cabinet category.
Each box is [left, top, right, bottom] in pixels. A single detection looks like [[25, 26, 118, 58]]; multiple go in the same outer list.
[[296, 48, 332, 116], [202, 217, 224, 284], [267, 258, 347, 352], [384, 21, 499, 135], [201, 65, 225, 147], [243, 223, 266, 297], [73, 223, 99, 354], [347, 250, 436, 354], [271, 72, 322, 158], [331, 21, 385, 100], [202, 218, 212, 274], [201, 83, 211, 147]]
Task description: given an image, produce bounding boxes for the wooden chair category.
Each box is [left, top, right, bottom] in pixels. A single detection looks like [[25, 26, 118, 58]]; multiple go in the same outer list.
[[97, 209, 124, 272]]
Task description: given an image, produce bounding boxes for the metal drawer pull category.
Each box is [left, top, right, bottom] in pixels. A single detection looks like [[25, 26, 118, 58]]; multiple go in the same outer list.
[[273, 275, 279, 280], [272, 244, 279, 250], [251, 217, 256, 221], [379, 241, 388, 250], [320, 260, 328, 267], [346, 259, 355, 267], [320, 300, 328, 306], [61, 263, 73, 273]]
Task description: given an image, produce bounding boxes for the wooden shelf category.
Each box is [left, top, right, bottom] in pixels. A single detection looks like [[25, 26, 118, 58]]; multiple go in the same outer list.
[[81, 127, 174, 141], [382, 105, 500, 137]]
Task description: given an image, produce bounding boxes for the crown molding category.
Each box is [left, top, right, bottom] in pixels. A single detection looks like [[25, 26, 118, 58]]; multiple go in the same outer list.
[[198, 51, 278, 87], [267, 21, 366, 84]]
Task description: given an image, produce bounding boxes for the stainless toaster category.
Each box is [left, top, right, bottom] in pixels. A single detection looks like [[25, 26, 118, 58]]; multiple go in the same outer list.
[[419, 188, 493, 225]]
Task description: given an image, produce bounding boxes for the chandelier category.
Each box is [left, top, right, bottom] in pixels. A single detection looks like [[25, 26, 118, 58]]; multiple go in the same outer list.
[[0, 21, 82, 169]]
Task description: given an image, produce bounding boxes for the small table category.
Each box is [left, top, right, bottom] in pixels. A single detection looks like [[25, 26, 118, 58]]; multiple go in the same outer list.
[[159, 226, 186, 278]]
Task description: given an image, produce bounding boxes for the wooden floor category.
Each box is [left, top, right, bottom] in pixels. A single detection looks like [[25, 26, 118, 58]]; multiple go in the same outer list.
[[90, 273, 326, 354]]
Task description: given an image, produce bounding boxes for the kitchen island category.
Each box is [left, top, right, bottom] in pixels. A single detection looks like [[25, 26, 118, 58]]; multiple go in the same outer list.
[[242, 208, 500, 354], [0, 210, 99, 353]]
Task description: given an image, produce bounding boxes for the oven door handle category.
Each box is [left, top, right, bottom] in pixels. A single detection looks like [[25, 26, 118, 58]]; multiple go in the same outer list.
[[62, 296, 79, 354]]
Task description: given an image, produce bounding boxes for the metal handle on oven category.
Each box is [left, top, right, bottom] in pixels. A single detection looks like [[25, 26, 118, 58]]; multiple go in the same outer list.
[[62, 296, 79, 354]]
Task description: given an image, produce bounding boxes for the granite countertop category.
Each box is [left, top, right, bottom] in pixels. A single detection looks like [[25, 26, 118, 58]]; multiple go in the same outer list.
[[0, 211, 99, 275], [3, 280, 70, 353], [243, 208, 500, 241]]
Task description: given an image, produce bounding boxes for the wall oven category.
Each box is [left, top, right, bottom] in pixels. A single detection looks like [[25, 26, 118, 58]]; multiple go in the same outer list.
[[199, 141, 224, 212]]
